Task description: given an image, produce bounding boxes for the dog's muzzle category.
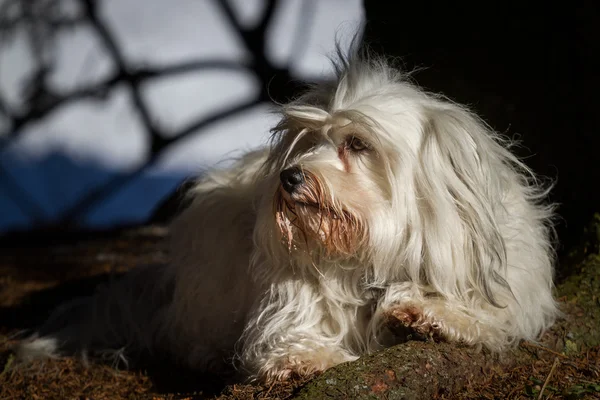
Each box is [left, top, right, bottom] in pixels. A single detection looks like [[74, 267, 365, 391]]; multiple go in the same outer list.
[[280, 167, 305, 194]]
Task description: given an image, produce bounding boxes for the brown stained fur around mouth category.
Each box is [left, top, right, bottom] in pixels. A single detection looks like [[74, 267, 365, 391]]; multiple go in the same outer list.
[[273, 172, 365, 257]]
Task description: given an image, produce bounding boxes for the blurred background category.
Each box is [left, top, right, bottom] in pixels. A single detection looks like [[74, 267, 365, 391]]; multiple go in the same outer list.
[[0, 0, 363, 232], [1, 0, 598, 259]]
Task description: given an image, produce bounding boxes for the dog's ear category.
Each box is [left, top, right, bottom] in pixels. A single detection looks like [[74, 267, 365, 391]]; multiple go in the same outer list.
[[414, 106, 511, 307]]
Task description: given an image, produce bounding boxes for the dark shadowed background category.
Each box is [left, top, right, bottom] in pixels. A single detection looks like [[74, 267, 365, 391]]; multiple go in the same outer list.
[[362, 2, 600, 256]]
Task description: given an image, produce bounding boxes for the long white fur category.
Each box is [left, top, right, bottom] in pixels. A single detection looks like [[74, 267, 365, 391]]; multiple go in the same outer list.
[[16, 48, 558, 383]]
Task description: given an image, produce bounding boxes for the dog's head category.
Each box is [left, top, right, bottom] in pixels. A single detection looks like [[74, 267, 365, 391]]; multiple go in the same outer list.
[[257, 60, 423, 260], [255, 54, 550, 304]]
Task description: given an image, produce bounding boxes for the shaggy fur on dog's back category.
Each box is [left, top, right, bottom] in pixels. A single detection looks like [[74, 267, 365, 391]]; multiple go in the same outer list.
[[16, 47, 558, 383]]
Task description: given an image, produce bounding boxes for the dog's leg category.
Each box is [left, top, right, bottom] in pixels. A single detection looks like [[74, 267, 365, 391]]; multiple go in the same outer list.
[[238, 281, 360, 383], [384, 299, 480, 344]]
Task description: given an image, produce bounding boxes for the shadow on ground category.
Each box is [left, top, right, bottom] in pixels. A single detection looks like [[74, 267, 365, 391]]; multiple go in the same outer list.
[[0, 226, 240, 398]]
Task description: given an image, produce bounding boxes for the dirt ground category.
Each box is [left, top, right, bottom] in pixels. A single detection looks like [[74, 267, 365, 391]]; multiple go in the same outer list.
[[0, 226, 598, 399]]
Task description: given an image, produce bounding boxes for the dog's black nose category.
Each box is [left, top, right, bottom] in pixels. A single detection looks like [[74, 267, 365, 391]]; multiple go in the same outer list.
[[280, 167, 305, 193]]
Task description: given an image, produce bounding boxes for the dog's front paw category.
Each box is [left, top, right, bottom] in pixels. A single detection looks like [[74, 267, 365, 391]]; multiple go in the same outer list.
[[259, 348, 357, 384], [386, 303, 444, 341], [264, 363, 322, 383], [260, 359, 324, 384]]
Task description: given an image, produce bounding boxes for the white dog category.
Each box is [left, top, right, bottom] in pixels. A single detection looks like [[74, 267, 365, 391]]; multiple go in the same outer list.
[[17, 49, 559, 383]]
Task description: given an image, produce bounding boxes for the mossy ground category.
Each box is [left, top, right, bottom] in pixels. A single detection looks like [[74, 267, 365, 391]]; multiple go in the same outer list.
[[0, 224, 598, 399]]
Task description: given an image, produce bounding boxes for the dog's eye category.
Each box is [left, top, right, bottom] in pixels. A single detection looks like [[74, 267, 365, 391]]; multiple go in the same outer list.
[[347, 136, 368, 152]]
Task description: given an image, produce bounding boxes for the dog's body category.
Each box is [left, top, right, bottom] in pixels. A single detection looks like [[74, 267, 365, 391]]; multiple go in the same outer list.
[[17, 52, 558, 382]]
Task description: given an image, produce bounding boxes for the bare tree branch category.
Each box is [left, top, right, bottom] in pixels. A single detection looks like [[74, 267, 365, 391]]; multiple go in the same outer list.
[[0, 60, 252, 140], [58, 98, 260, 224], [214, 0, 277, 52], [213, 0, 243, 34], [0, 73, 121, 147], [257, 0, 278, 37], [134, 59, 251, 79], [80, 0, 163, 150]]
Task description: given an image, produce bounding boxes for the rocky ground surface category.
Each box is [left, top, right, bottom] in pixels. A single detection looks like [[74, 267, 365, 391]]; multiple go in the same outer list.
[[0, 222, 599, 400]]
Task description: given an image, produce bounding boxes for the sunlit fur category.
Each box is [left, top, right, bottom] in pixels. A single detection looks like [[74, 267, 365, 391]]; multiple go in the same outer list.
[[16, 50, 558, 383]]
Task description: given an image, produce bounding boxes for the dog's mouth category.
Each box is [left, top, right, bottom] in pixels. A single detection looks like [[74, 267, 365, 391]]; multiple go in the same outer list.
[[280, 188, 322, 211], [273, 181, 364, 256], [285, 199, 343, 220]]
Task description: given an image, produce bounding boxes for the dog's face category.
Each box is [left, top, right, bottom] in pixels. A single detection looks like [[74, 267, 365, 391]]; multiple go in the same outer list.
[[258, 79, 429, 263], [272, 122, 386, 257]]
